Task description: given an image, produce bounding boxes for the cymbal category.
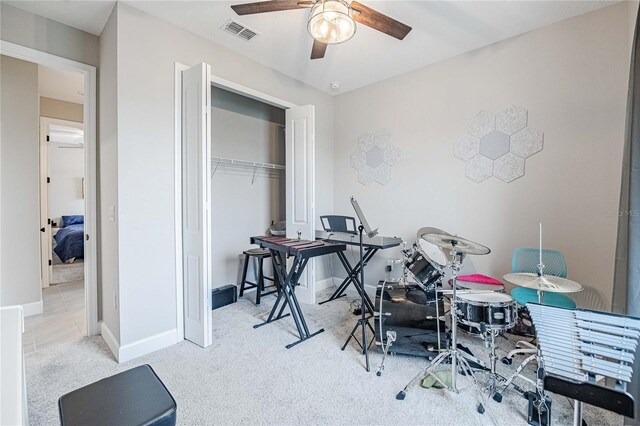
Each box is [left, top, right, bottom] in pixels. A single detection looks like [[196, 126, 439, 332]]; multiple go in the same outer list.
[[417, 227, 450, 240], [503, 273, 583, 293], [423, 233, 491, 255]]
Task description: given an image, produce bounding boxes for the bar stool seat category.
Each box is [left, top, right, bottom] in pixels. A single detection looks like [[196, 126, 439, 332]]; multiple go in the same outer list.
[[240, 248, 277, 305]]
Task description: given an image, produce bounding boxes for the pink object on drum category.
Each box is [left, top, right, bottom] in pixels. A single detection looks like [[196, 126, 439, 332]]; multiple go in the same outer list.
[[457, 274, 502, 286]]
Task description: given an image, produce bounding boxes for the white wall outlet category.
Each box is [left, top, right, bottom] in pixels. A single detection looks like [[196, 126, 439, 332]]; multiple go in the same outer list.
[[108, 205, 116, 222]]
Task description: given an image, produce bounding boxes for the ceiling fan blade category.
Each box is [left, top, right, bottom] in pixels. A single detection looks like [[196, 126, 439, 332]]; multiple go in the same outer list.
[[310, 39, 327, 60], [231, 0, 310, 15], [350, 1, 412, 40]]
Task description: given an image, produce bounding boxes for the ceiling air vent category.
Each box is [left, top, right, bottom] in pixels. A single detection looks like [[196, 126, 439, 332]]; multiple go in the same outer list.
[[221, 20, 259, 42]]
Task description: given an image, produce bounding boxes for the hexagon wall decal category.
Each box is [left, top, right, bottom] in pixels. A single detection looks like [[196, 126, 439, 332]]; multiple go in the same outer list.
[[454, 105, 543, 183], [351, 129, 401, 186]]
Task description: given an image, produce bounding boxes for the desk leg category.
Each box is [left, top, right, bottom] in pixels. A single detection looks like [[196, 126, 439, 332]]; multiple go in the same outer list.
[[337, 250, 376, 314], [254, 251, 325, 348], [319, 248, 377, 309], [254, 251, 291, 329]]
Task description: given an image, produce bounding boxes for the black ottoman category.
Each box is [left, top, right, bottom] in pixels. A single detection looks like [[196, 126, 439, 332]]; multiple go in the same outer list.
[[59, 364, 177, 426]]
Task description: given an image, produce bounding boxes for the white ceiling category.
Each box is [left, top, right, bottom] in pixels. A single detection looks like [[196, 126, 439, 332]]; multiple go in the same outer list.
[[4, 0, 115, 35], [5, 1, 619, 94], [39, 65, 85, 104]]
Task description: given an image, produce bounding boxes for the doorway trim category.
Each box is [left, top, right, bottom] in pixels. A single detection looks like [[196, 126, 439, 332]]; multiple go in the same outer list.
[[174, 62, 300, 342], [1, 40, 99, 336], [39, 117, 84, 289]]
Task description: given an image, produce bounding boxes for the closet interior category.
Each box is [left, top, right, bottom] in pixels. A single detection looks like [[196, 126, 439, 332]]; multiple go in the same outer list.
[[210, 86, 286, 291]]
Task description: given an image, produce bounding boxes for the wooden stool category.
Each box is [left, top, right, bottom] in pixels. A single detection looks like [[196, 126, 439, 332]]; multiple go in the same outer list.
[[239, 248, 277, 305]]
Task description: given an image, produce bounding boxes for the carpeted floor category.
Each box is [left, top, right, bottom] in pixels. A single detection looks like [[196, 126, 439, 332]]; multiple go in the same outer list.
[[24, 288, 621, 425]]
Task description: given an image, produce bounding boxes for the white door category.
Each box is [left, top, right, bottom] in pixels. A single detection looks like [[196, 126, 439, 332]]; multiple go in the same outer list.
[[39, 125, 50, 288], [182, 63, 212, 347], [285, 105, 316, 304]]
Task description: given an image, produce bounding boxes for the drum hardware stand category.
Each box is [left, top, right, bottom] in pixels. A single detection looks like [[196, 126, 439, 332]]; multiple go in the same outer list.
[[498, 224, 550, 403], [375, 326, 396, 377], [478, 324, 513, 403], [396, 247, 484, 404]]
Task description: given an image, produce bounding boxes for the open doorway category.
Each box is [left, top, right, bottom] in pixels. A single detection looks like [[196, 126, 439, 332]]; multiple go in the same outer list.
[[33, 66, 87, 351], [1, 41, 98, 354]]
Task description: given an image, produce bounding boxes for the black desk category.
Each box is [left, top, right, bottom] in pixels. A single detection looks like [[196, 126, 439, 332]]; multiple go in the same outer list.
[[315, 230, 402, 314]]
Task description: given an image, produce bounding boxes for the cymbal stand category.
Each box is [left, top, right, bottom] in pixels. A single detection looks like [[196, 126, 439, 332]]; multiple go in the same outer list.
[[496, 223, 549, 407], [396, 248, 481, 400]]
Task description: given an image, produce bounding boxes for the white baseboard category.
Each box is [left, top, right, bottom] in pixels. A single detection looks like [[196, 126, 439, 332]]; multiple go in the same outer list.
[[22, 300, 43, 317], [314, 277, 335, 293], [118, 328, 178, 363], [100, 323, 179, 363], [332, 275, 378, 296], [100, 321, 120, 361]]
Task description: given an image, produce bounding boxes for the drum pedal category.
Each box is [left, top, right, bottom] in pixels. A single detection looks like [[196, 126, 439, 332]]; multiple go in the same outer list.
[[525, 391, 552, 426]]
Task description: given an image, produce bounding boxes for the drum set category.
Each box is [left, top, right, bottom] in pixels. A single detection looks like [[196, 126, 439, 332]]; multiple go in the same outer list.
[[374, 226, 584, 414]]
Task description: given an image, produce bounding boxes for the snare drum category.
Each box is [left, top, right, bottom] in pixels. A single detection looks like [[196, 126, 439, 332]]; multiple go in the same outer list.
[[456, 292, 517, 332], [405, 244, 443, 287]]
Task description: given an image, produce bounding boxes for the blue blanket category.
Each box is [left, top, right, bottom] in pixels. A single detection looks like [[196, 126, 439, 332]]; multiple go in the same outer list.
[[54, 224, 84, 263]]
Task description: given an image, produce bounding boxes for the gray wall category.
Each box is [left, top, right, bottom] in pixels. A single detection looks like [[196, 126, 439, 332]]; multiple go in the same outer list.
[[0, 3, 99, 67], [40, 97, 83, 123], [332, 3, 630, 307], [98, 6, 120, 342], [0, 55, 41, 308], [114, 2, 334, 347]]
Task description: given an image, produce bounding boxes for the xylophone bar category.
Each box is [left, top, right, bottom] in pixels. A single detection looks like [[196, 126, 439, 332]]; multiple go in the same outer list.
[[251, 235, 346, 259], [529, 303, 638, 383]]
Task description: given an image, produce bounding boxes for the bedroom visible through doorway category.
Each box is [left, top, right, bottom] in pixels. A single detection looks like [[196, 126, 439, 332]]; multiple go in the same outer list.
[[28, 64, 87, 354]]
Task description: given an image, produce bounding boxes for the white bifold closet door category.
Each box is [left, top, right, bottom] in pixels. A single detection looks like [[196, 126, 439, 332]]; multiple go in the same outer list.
[[285, 105, 316, 304], [181, 63, 212, 348]]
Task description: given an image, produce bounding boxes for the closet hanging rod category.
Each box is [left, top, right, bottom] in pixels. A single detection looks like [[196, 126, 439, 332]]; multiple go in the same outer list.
[[210, 156, 285, 175]]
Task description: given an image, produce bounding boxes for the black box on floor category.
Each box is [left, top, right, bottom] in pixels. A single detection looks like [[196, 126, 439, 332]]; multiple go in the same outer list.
[[211, 285, 237, 310]]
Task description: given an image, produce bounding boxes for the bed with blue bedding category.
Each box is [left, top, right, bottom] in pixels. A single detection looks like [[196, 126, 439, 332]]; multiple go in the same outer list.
[[54, 216, 84, 263]]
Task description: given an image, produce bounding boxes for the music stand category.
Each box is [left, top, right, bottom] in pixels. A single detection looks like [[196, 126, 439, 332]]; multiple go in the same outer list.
[[341, 196, 377, 371], [320, 215, 358, 235]]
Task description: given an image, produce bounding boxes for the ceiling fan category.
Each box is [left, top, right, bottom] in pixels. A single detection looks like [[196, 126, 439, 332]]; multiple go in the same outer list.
[[230, 0, 412, 59]]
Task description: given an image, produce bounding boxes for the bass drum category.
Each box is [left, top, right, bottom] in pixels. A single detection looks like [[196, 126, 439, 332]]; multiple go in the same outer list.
[[374, 280, 448, 359]]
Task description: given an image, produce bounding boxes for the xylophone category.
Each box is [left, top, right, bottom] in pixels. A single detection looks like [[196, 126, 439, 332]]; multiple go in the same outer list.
[[251, 236, 346, 349]]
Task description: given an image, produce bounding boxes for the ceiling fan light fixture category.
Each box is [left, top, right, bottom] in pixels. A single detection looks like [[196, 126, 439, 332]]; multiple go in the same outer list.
[[307, 0, 356, 44]]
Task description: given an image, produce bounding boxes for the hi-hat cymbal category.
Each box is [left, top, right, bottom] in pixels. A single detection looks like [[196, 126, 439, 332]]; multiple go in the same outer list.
[[417, 227, 450, 240], [423, 233, 491, 255], [503, 273, 583, 293]]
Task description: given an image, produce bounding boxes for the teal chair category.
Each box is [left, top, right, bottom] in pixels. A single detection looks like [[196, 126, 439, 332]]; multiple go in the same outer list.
[[510, 248, 576, 309], [503, 248, 575, 365]]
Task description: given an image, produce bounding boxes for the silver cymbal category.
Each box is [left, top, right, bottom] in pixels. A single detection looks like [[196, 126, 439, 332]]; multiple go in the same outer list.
[[416, 227, 450, 240], [423, 233, 491, 255], [503, 273, 583, 293]]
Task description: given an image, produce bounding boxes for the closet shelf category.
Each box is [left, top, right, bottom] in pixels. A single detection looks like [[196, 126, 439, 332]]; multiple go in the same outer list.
[[210, 156, 285, 171], [210, 156, 285, 184]]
